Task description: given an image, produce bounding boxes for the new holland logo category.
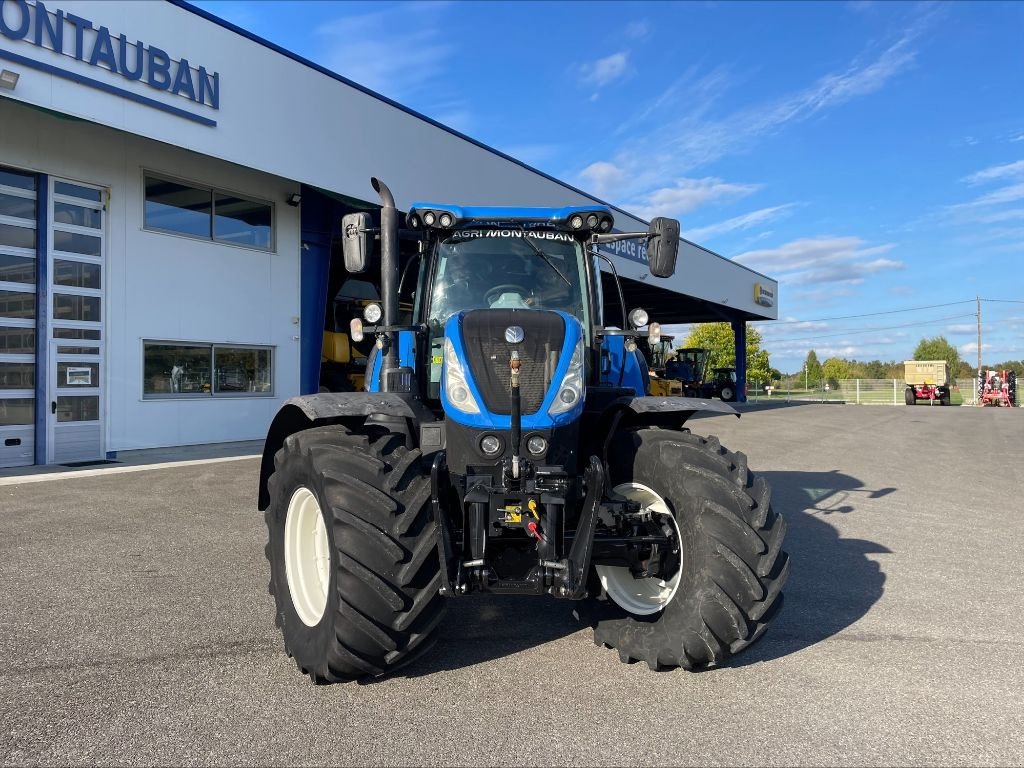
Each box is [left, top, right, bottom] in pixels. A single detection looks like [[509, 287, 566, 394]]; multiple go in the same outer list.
[[504, 326, 525, 344], [754, 283, 775, 308]]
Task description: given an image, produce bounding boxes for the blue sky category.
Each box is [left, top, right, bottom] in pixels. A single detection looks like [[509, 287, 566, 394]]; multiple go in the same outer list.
[[194, 0, 1024, 373]]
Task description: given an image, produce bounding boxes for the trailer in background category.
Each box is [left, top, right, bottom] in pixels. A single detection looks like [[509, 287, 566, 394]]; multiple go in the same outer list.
[[904, 360, 951, 406]]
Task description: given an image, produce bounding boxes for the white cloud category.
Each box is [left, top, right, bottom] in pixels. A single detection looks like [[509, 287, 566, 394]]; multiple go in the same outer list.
[[959, 341, 990, 355], [579, 52, 630, 88], [574, 11, 934, 212], [686, 204, 797, 242], [317, 4, 455, 103], [627, 177, 761, 220], [948, 183, 1024, 212], [578, 161, 626, 199], [963, 160, 1024, 186], [735, 236, 903, 286], [945, 324, 975, 335], [624, 20, 652, 40]]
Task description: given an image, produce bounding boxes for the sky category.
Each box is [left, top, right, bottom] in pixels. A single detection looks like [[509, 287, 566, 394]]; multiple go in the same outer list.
[[193, 0, 1024, 373]]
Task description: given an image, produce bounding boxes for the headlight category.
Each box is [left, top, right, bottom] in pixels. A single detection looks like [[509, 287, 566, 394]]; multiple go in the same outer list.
[[362, 302, 382, 324], [480, 435, 502, 456], [527, 435, 547, 455], [628, 308, 648, 328], [549, 339, 585, 416], [438, 212, 454, 228], [648, 322, 662, 346], [443, 337, 481, 414]]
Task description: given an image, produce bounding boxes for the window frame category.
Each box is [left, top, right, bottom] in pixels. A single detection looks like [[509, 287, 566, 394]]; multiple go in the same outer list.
[[141, 339, 275, 400], [142, 171, 276, 253]]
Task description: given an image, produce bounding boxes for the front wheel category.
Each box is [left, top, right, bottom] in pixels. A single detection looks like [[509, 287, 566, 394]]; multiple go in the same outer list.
[[905, 388, 915, 406], [264, 424, 445, 682], [585, 428, 789, 670], [719, 385, 735, 402]]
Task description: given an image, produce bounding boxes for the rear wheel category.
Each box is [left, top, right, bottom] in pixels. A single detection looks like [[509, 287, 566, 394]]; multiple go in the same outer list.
[[719, 385, 735, 402], [585, 428, 789, 670], [905, 388, 915, 406], [265, 424, 444, 682]]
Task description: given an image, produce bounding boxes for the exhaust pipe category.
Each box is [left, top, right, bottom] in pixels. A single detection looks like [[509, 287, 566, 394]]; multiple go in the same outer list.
[[371, 177, 399, 390]]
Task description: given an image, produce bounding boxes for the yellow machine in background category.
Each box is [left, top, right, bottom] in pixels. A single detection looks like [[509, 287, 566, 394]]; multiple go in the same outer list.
[[647, 335, 681, 397], [646, 340, 713, 399]]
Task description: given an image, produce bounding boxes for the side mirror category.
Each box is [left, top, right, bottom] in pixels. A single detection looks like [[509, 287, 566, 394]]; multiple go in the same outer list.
[[647, 217, 680, 278], [341, 212, 372, 273]]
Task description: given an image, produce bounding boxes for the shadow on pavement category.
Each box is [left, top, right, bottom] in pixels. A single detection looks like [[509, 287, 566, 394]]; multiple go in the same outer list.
[[387, 596, 580, 680], [387, 468, 892, 679], [725, 469, 892, 668]]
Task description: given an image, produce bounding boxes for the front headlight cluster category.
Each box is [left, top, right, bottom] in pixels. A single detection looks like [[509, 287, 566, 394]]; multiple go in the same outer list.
[[443, 337, 481, 414], [549, 339, 585, 416]]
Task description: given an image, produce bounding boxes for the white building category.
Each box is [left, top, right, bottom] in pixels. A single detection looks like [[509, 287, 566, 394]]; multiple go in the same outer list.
[[0, 0, 777, 468]]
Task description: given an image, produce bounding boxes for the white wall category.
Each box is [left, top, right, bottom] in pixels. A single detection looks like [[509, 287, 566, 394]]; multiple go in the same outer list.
[[0, 99, 301, 451], [0, 0, 776, 320]]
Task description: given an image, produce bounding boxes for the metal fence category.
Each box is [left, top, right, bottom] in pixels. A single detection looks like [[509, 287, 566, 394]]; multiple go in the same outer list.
[[745, 378, 981, 405]]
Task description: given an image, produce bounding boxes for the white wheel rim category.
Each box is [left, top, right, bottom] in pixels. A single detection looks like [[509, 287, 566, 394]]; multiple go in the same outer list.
[[596, 482, 683, 616], [284, 486, 331, 627], [722, 387, 734, 400]]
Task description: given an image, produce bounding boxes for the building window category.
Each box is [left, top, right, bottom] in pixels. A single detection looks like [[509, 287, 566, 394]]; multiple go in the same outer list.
[[143, 341, 273, 398], [143, 174, 273, 251]]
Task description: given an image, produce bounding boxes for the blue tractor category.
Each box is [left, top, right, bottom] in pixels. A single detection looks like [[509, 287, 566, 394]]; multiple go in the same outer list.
[[258, 179, 788, 681]]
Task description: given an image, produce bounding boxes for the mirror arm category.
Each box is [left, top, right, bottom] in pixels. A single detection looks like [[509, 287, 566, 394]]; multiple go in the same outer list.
[[591, 248, 628, 330], [591, 231, 648, 244]]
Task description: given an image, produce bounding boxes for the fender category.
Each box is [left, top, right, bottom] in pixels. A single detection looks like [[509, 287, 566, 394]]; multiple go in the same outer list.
[[591, 395, 739, 449], [257, 393, 419, 510], [625, 395, 740, 418]]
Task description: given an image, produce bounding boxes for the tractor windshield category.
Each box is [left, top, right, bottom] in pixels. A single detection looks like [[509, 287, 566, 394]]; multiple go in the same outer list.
[[427, 229, 589, 328]]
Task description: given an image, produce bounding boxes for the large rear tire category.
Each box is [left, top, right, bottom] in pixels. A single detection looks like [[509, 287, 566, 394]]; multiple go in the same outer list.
[[905, 388, 915, 406], [585, 428, 789, 670], [264, 424, 444, 682]]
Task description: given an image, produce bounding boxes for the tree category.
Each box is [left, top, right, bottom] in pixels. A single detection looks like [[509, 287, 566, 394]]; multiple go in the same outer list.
[[822, 357, 851, 388], [913, 336, 961, 379], [803, 350, 822, 388], [681, 323, 773, 385]]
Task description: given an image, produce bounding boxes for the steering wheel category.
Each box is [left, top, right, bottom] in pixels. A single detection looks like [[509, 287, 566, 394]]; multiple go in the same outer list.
[[485, 284, 529, 305]]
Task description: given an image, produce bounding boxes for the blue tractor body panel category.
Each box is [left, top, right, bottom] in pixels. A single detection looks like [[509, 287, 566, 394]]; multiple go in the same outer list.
[[366, 330, 417, 393], [599, 335, 649, 397], [441, 310, 585, 430]]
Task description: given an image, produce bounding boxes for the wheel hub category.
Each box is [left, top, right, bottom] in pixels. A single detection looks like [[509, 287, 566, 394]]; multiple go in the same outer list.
[[596, 482, 683, 616], [284, 486, 331, 627]]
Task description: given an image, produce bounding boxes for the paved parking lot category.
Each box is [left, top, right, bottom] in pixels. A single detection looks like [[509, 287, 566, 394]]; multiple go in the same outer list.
[[2, 404, 1023, 766]]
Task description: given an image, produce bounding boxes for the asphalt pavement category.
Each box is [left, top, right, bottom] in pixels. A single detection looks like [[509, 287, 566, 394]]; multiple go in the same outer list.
[[2, 404, 1023, 766]]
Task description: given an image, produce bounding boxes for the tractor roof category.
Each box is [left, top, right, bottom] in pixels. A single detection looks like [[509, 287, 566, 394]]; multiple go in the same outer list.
[[407, 204, 614, 234]]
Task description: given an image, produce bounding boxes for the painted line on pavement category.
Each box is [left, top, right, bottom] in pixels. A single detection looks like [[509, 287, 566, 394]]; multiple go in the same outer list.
[[0, 455, 260, 486]]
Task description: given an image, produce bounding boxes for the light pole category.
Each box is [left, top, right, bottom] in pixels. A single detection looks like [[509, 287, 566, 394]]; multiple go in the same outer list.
[[804, 363, 807, 392]]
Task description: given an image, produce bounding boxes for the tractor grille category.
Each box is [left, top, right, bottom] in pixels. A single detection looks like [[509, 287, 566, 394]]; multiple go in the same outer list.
[[460, 310, 566, 415]]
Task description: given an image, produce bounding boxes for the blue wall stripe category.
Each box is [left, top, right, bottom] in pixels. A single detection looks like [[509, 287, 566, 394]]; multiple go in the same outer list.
[[0, 47, 216, 127], [34, 173, 49, 465]]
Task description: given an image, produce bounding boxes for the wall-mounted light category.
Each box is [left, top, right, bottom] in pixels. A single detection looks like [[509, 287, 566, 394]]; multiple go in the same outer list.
[[286, 192, 302, 207], [0, 70, 19, 91]]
